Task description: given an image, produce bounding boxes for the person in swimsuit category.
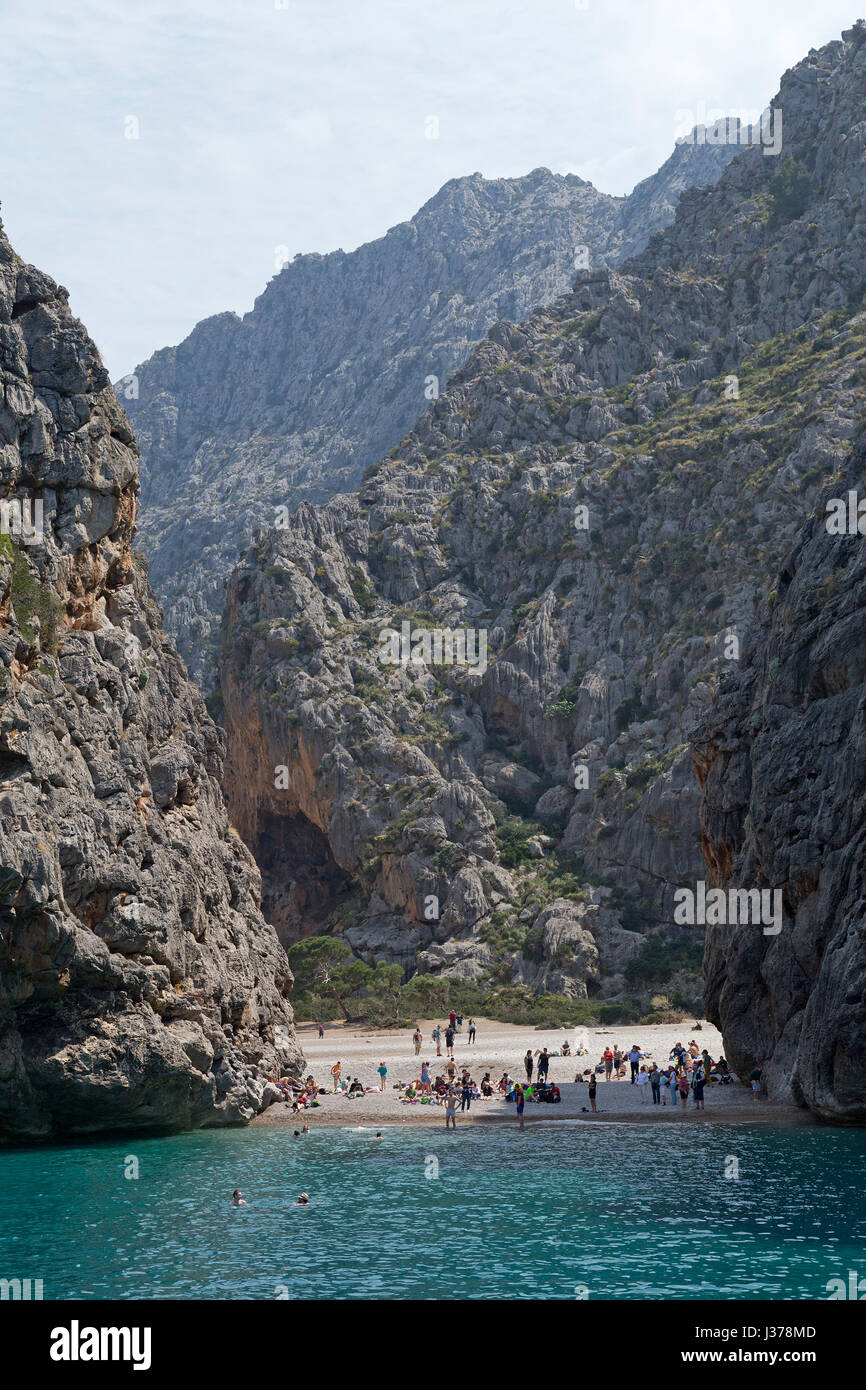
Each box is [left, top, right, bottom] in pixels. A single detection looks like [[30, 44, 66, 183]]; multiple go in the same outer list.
[[514, 1083, 526, 1130], [524, 1050, 534, 1081], [588, 1074, 597, 1112], [444, 1087, 458, 1129], [603, 1047, 613, 1080], [231, 1190, 247, 1206]]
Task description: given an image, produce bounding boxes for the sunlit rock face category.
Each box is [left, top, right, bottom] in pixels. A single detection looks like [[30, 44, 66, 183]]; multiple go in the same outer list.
[[0, 217, 301, 1144]]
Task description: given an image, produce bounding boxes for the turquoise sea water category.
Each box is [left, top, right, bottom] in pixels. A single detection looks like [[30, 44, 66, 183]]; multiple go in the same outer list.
[[1, 1120, 863, 1300]]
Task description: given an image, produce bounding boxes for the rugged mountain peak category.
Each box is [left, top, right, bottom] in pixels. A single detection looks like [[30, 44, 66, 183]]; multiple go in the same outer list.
[[122, 143, 733, 690], [0, 216, 301, 1142], [217, 27, 866, 1119]]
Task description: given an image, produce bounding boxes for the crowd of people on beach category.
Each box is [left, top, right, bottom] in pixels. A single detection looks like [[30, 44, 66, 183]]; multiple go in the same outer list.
[[265, 1021, 762, 1125], [572, 1038, 755, 1113]]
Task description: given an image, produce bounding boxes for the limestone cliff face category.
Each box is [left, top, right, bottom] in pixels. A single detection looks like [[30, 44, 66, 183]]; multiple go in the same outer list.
[[220, 27, 866, 1027], [695, 433, 866, 1123], [124, 147, 732, 691], [0, 218, 301, 1143]]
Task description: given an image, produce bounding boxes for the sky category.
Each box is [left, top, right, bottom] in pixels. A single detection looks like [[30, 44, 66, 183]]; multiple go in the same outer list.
[[0, 0, 858, 378]]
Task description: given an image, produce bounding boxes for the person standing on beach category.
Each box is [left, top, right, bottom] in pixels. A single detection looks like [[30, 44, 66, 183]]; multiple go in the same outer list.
[[377, 1061, 388, 1092], [650, 1065, 661, 1104], [317, 1022, 324, 1039], [413, 1027, 422, 1056], [629, 1044, 641, 1083], [603, 1047, 613, 1080], [588, 1073, 597, 1113], [514, 1083, 526, 1130], [421, 1062, 431, 1095], [537, 1047, 550, 1082], [432, 1025, 442, 1057], [445, 1087, 458, 1130], [460, 1075, 472, 1112], [524, 1049, 534, 1082], [750, 1064, 763, 1100], [331, 1061, 341, 1090], [636, 1066, 650, 1102], [693, 1066, 706, 1111], [449, 1008, 457, 1031], [468, 1018, 476, 1044], [677, 1073, 689, 1110], [445, 1026, 455, 1059], [613, 1046, 624, 1078]]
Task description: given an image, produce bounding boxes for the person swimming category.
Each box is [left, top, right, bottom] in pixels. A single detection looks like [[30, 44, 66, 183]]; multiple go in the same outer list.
[[231, 1190, 247, 1206], [296, 1193, 310, 1205]]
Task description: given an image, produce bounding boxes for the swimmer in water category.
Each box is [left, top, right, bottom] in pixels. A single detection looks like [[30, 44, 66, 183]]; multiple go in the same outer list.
[[375, 1132, 383, 1139], [296, 1193, 310, 1205], [231, 1190, 247, 1206]]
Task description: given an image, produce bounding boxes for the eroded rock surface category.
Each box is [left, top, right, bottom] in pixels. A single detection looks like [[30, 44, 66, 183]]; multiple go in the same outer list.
[[125, 146, 733, 690], [0, 218, 301, 1143], [696, 435, 866, 1122], [220, 28, 866, 1036]]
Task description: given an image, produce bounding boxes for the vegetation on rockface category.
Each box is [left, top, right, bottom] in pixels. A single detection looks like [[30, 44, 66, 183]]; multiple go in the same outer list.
[[2, 537, 64, 654], [767, 157, 813, 229], [287, 934, 694, 1027]]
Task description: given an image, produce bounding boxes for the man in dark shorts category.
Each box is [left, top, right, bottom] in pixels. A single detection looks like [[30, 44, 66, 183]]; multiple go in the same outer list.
[[445, 1026, 455, 1058], [537, 1047, 550, 1081], [515, 1083, 526, 1130]]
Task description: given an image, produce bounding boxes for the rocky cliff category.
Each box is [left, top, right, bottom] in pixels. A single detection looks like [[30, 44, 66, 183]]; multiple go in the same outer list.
[[124, 144, 733, 690], [219, 24, 866, 1047], [695, 434, 866, 1122], [0, 218, 301, 1143]]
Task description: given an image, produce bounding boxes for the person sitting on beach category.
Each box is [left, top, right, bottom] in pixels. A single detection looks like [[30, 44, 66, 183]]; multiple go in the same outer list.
[[688, 1041, 700, 1058], [561, 1040, 571, 1056], [481, 1073, 494, 1097], [348, 1077, 364, 1095]]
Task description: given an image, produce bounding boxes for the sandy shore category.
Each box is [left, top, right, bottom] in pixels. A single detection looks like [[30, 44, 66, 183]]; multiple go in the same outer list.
[[253, 1017, 809, 1129]]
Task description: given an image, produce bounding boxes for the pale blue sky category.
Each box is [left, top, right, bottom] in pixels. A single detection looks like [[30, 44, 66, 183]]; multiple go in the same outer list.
[[0, 0, 857, 377]]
